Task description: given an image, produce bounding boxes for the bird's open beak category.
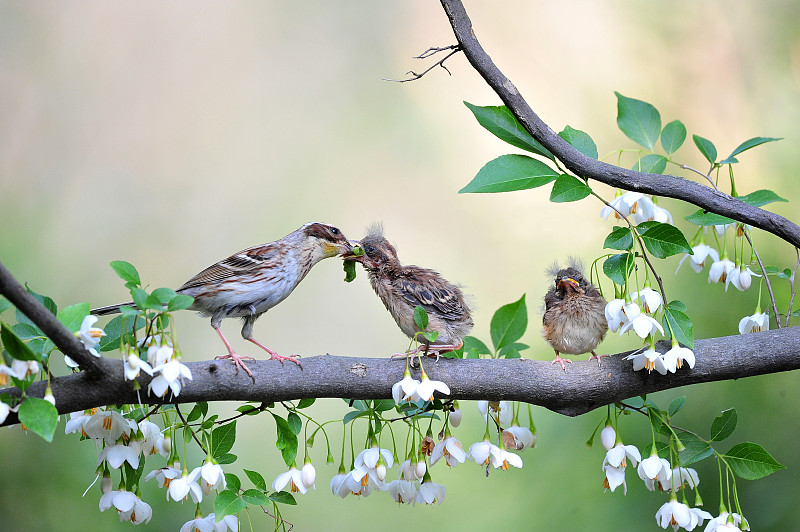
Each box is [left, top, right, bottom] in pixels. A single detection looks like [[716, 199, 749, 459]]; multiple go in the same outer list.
[[557, 277, 580, 291], [341, 240, 364, 260]]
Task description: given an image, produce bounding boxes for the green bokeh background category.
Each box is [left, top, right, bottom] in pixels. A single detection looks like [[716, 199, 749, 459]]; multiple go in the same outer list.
[[1, 1, 799, 530]]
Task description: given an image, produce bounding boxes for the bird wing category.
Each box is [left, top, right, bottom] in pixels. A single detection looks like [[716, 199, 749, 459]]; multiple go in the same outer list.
[[178, 243, 280, 291], [396, 267, 467, 321]]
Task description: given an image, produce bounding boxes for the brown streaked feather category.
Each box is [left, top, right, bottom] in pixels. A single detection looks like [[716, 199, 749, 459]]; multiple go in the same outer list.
[[397, 267, 468, 322], [178, 243, 281, 291]]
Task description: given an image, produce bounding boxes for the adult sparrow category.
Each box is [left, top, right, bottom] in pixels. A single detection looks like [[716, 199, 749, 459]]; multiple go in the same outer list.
[[346, 224, 473, 356], [92, 222, 353, 378], [542, 262, 608, 370]]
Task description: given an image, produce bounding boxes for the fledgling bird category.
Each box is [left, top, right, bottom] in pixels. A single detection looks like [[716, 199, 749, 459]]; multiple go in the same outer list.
[[92, 222, 353, 379], [346, 224, 473, 356], [541, 261, 608, 371]]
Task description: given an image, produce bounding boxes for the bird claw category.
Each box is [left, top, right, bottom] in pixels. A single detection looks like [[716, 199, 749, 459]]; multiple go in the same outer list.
[[216, 353, 256, 380], [551, 354, 572, 372], [589, 352, 610, 367], [269, 352, 302, 369]]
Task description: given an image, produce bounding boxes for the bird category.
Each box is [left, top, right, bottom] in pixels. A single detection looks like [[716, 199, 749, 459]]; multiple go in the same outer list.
[[346, 223, 473, 357], [92, 222, 353, 379], [541, 261, 608, 371]]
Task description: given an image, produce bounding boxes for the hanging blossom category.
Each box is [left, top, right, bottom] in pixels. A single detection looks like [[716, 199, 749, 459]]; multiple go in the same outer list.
[[83, 410, 137, 445], [168, 468, 204, 503], [602, 438, 641, 495], [725, 265, 759, 292], [605, 299, 643, 333], [662, 342, 696, 373], [416, 474, 446, 506], [704, 512, 745, 532], [600, 425, 617, 451], [149, 359, 193, 397], [99, 485, 137, 515], [301, 460, 316, 490], [631, 287, 663, 314], [124, 348, 154, 381], [66, 315, 106, 368], [502, 425, 536, 451], [352, 445, 394, 488], [676, 243, 720, 274], [431, 433, 467, 468], [391, 372, 421, 403], [708, 257, 736, 285], [738, 309, 769, 334], [383, 479, 416, 505], [477, 400, 513, 426], [98, 439, 142, 469], [272, 465, 307, 495], [601, 191, 648, 220], [659, 467, 700, 492], [118, 492, 153, 525], [625, 346, 668, 375], [655, 494, 693, 531], [416, 373, 450, 402], [400, 458, 426, 481], [144, 464, 182, 489], [619, 310, 665, 339], [638, 448, 672, 491]]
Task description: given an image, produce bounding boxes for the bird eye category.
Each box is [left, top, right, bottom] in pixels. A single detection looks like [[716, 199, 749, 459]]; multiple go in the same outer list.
[[367, 245, 376, 254], [330, 227, 339, 235]]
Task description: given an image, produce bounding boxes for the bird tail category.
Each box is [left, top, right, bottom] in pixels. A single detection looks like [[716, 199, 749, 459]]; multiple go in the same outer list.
[[91, 302, 134, 316]]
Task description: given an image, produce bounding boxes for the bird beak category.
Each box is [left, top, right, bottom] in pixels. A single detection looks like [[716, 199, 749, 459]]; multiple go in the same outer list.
[[557, 277, 580, 291], [337, 239, 356, 257], [341, 240, 365, 261]]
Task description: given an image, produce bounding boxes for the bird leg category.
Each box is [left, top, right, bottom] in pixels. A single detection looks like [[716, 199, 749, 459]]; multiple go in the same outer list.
[[247, 338, 302, 368], [213, 326, 256, 380], [588, 350, 610, 367], [550, 351, 572, 372]]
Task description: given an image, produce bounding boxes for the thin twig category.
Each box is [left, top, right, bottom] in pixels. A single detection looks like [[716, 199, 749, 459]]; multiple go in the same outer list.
[[743, 229, 780, 328], [383, 44, 461, 82], [174, 404, 208, 455], [786, 248, 800, 327], [677, 163, 718, 190]]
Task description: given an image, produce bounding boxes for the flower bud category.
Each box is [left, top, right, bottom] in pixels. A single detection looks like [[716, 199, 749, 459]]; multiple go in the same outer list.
[[600, 425, 616, 451], [301, 462, 316, 489], [414, 460, 426, 480], [376, 463, 387, 482], [449, 404, 462, 427]]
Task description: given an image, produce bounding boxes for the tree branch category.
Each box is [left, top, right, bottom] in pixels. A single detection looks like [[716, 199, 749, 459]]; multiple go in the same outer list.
[[2, 326, 798, 424], [437, 0, 800, 248], [0, 261, 105, 375]]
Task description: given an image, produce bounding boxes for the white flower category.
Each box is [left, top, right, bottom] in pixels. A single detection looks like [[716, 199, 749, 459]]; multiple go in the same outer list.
[[602, 465, 629, 494], [301, 462, 316, 490], [662, 344, 696, 373], [200, 462, 227, 495], [431, 436, 467, 467], [76, 315, 105, 357], [352, 446, 393, 488], [705, 512, 743, 532], [713, 223, 733, 236], [449, 403, 462, 427], [144, 465, 182, 489], [384, 479, 416, 504], [677, 244, 720, 274], [491, 447, 523, 470], [0, 363, 19, 385], [148, 360, 193, 397], [342, 468, 374, 496], [638, 451, 672, 491], [655, 496, 692, 530], [180, 516, 215, 532], [605, 299, 641, 333], [632, 288, 663, 314], [391, 373, 421, 403], [83, 410, 136, 444], [416, 375, 450, 401], [725, 265, 760, 292], [660, 467, 700, 492], [708, 258, 735, 284], [272, 466, 306, 494], [738, 311, 769, 334], [0, 402, 9, 424], [99, 487, 137, 514], [477, 400, 513, 425], [205, 513, 239, 532], [416, 480, 446, 505], [44, 389, 56, 406], [648, 203, 674, 224], [11, 359, 40, 379], [502, 425, 536, 451], [600, 425, 616, 451], [138, 420, 165, 456], [620, 312, 665, 339], [118, 494, 153, 524], [168, 468, 203, 503], [98, 441, 142, 469], [625, 348, 668, 375], [685, 507, 713, 531], [601, 191, 646, 220], [329, 472, 351, 498], [467, 440, 500, 466], [400, 459, 425, 481], [604, 442, 642, 469], [124, 350, 154, 381]]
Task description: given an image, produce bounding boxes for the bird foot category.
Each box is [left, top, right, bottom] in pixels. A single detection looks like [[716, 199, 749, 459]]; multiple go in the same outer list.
[[216, 352, 256, 380], [551, 354, 572, 372], [589, 351, 610, 367], [269, 352, 303, 368]]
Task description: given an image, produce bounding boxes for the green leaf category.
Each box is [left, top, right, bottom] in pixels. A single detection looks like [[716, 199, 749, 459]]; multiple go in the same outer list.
[[12, 323, 43, 340], [498, 342, 528, 359], [727, 136, 781, 158], [489, 295, 528, 351], [343, 409, 369, 425], [373, 399, 396, 412], [724, 442, 785, 480], [637, 221, 692, 259], [663, 301, 694, 349], [676, 429, 714, 466], [1, 323, 40, 362], [661, 120, 687, 154], [98, 314, 146, 352], [549, 175, 592, 202], [693, 135, 717, 164], [413, 306, 428, 330], [241, 489, 269, 506], [297, 398, 316, 409], [343, 260, 357, 283], [632, 154, 667, 174], [168, 294, 194, 311], [558, 125, 598, 159], [244, 469, 267, 491], [684, 210, 734, 227], [737, 189, 788, 207], [211, 421, 237, 459], [459, 154, 559, 193], [215, 453, 237, 465], [615, 92, 661, 151], [710, 408, 737, 441], [603, 253, 635, 286], [603, 226, 634, 251], [287, 412, 302, 436], [464, 102, 554, 159], [186, 402, 208, 423], [668, 396, 686, 417], [271, 413, 298, 466], [225, 473, 241, 493], [268, 491, 298, 505], [462, 336, 491, 355], [18, 397, 58, 442], [214, 490, 246, 520], [57, 303, 90, 333], [130, 288, 148, 311], [0, 297, 12, 314], [422, 331, 439, 343], [110, 261, 141, 287]]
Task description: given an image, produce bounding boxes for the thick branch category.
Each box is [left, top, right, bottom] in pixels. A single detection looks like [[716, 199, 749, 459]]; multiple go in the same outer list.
[[3, 327, 799, 423], [438, 0, 800, 248], [0, 261, 104, 374]]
